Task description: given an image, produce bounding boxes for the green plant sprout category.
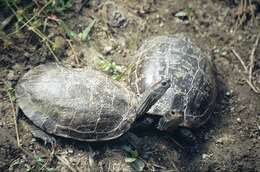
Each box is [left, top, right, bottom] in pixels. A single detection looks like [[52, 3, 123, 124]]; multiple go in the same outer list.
[[59, 19, 96, 41], [122, 145, 145, 172], [97, 57, 127, 81]]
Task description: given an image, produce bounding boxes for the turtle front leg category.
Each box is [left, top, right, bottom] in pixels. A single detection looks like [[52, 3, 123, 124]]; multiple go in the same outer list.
[[157, 111, 198, 150], [119, 132, 142, 149], [174, 127, 198, 146], [16, 107, 56, 146], [157, 110, 183, 131], [28, 124, 56, 146]]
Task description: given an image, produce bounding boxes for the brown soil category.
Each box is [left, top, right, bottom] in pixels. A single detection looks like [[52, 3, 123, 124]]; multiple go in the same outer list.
[[0, 0, 260, 171]]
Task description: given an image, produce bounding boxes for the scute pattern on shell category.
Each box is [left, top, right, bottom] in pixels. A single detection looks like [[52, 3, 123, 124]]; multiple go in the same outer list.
[[16, 64, 137, 141], [130, 35, 216, 128]]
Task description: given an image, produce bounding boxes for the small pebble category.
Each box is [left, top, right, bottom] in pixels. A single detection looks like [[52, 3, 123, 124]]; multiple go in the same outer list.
[[202, 153, 211, 159], [24, 52, 30, 57], [214, 48, 220, 53], [221, 51, 227, 56], [12, 64, 24, 72], [103, 46, 113, 55], [53, 36, 66, 52], [216, 134, 235, 145], [225, 90, 233, 97], [7, 70, 16, 81], [237, 118, 241, 123], [159, 22, 164, 27], [68, 148, 74, 154]]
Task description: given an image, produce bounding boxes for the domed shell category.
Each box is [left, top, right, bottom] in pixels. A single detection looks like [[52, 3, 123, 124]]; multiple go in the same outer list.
[[130, 35, 216, 128], [16, 64, 138, 141]]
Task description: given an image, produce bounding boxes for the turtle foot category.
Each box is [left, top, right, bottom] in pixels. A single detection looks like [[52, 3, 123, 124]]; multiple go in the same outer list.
[[170, 128, 199, 153], [119, 132, 143, 149], [178, 128, 197, 144], [29, 124, 56, 146]]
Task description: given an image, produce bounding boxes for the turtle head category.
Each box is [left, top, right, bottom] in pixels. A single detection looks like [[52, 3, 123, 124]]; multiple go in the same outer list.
[[136, 78, 171, 118], [157, 110, 183, 131]]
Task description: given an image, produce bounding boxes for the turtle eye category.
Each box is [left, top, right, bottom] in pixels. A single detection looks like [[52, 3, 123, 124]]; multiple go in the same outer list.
[[161, 79, 170, 87], [161, 81, 167, 86], [170, 110, 175, 115]]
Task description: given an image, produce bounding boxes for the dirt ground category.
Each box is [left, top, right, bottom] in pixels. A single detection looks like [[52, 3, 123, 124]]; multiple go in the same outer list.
[[0, 0, 260, 171]]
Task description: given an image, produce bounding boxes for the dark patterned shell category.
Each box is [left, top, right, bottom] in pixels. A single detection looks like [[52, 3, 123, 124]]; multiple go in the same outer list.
[[16, 64, 137, 141], [130, 35, 216, 128]]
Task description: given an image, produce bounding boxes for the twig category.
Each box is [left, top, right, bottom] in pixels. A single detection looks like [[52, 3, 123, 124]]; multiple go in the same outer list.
[[246, 79, 260, 93], [248, 34, 260, 83], [249, 0, 256, 26], [7, 1, 51, 36], [166, 152, 180, 172], [40, 147, 55, 171], [1, 14, 14, 30], [234, 0, 246, 31], [6, 89, 20, 147], [231, 48, 248, 72], [152, 163, 167, 169], [67, 39, 79, 65], [45, 41, 61, 63], [5, 83, 34, 158], [231, 34, 260, 94], [6, 0, 60, 63], [87, 145, 96, 170], [166, 136, 184, 150], [56, 155, 77, 172]]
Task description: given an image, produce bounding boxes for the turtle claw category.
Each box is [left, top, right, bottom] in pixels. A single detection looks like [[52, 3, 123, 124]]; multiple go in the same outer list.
[[35, 132, 56, 147], [43, 135, 56, 147], [29, 124, 56, 147]]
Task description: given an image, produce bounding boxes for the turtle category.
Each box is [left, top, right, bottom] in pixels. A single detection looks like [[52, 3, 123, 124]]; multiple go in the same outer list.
[[15, 64, 171, 144], [129, 35, 216, 131]]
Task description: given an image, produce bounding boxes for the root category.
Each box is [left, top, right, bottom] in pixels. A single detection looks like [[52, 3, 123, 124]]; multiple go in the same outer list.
[[231, 34, 260, 93], [248, 34, 260, 83], [56, 155, 78, 172]]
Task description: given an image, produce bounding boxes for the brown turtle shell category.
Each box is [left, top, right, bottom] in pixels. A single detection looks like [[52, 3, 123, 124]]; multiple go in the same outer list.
[[16, 64, 138, 141], [130, 35, 216, 128]]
